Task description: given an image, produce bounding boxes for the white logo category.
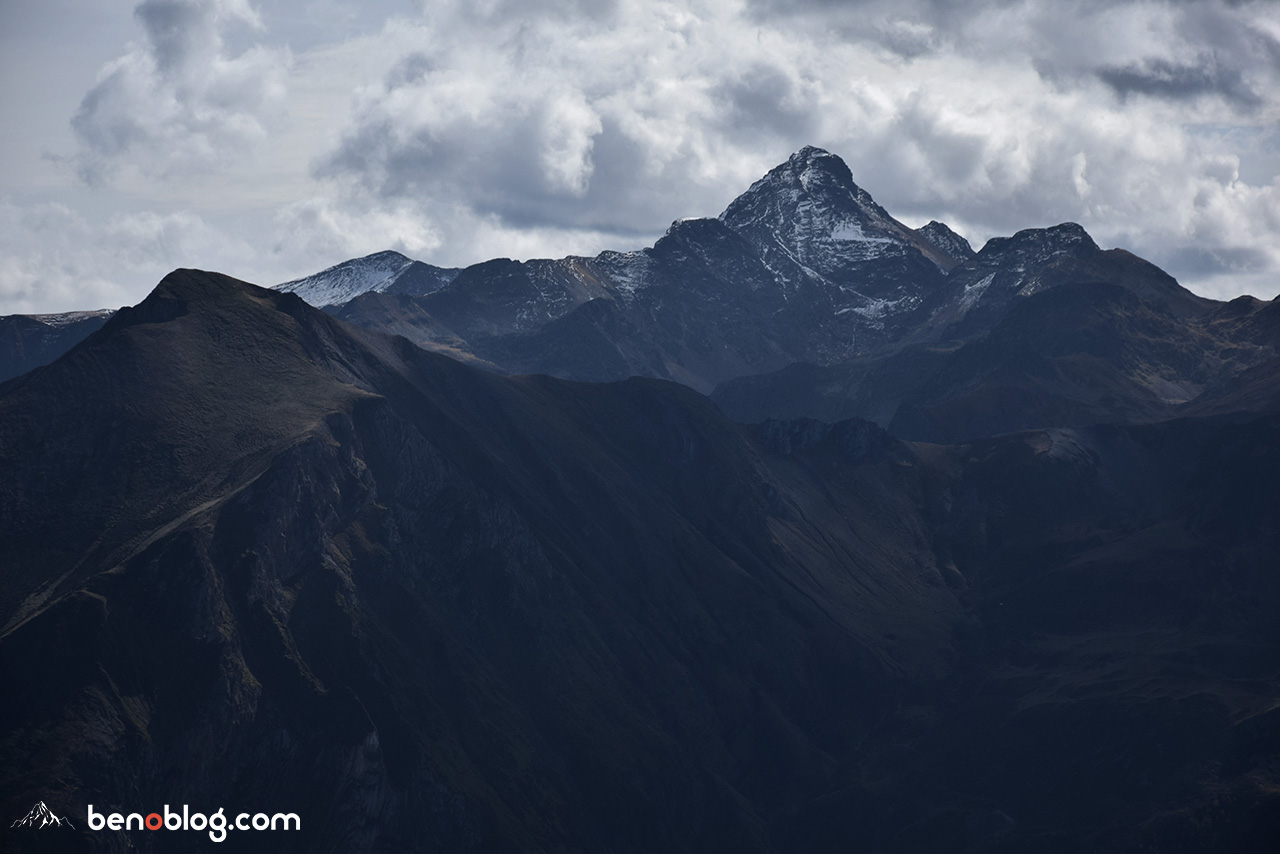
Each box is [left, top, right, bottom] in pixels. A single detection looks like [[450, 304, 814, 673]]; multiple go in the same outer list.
[[11, 801, 74, 830]]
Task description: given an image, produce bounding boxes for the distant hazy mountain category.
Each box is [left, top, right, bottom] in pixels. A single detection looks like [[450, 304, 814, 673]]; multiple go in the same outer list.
[[0, 310, 113, 384]]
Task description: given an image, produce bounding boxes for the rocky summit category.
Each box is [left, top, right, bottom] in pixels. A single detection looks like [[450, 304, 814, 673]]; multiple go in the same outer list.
[[315, 147, 979, 391]]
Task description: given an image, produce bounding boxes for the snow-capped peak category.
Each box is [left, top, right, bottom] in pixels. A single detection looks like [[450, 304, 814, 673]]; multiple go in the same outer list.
[[718, 146, 955, 285], [275, 250, 415, 307], [274, 251, 460, 308]]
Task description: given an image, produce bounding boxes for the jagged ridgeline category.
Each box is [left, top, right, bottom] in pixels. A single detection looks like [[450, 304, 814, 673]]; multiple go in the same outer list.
[[1, 150, 1279, 853], [4, 147, 1278, 438]]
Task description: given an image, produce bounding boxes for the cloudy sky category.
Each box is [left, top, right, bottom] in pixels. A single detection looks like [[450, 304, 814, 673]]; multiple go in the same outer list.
[[2, 0, 1278, 313]]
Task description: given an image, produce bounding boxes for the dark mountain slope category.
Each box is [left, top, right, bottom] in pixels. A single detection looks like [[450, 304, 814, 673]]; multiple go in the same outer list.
[[0, 270, 961, 853], [886, 281, 1250, 442], [928, 223, 1210, 344], [714, 281, 1276, 441], [774, 417, 1280, 853], [3, 271, 1278, 853], [0, 310, 113, 383]]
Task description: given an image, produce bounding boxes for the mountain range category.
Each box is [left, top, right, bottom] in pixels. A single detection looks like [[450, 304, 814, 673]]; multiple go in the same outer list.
[[5, 147, 1277, 440], [0, 310, 113, 384], [1, 148, 1278, 853]]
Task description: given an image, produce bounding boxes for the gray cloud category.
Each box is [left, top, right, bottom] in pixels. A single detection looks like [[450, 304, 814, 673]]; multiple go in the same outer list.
[[70, 0, 289, 183], [137, 0, 214, 73], [1098, 55, 1261, 108], [6, 0, 1280, 315], [303, 0, 1280, 293], [713, 63, 820, 141], [0, 200, 256, 313], [1163, 245, 1272, 277]]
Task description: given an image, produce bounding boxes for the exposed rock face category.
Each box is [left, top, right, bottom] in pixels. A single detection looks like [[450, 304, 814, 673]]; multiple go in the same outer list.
[[915, 220, 975, 263]]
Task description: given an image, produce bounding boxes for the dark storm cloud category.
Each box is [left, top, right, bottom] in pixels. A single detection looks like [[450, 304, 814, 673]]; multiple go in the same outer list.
[[317, 103, 707, 237], [315, 58, 613, 231], [1098, 56, 1262, 109], [135, 0, 210, 73], [312, 5, 777, 239], [71, 76, 150, 165], [316, 106, 574, 226], [712, 64, 820, 142]]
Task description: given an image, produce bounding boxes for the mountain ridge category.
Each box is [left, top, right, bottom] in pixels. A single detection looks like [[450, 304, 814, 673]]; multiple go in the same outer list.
[[0, 270, 962, 852], [0, 147, 1236, 420], [273, 148, 1224, 410], [275, 250, 460, 308], [3, 269, 1278, 851]]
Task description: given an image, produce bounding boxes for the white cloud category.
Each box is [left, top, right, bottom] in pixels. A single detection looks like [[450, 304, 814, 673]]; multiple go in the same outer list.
[[4, 0, 1279, 314], [294, 0, 1280, 295], [71, 0, 290, 184], [271, 195, 443, 268], [0, 199, 257, 313]]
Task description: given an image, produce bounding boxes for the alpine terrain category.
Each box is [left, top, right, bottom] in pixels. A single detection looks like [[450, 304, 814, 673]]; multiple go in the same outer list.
[[1, 148, 1278, 853]]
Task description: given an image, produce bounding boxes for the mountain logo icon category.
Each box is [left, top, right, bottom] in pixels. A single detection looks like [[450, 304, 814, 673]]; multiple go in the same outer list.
[[10, 801, 75, 830]]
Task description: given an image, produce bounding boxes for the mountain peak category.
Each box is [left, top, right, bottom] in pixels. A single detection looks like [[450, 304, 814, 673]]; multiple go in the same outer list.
[[917, 220, 975, 261], [358, 249, 412, 265], [786, 145, 856, 185], [152, 267, 253, 301], [275, 250, 457, 308], [107, 268, 253, 326], [792, 144, 831, 160], [978, 222, 1100, 258], [718, 148, 963, 292], [719, 148, 894, 259], [740, 145, 862, 202]]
